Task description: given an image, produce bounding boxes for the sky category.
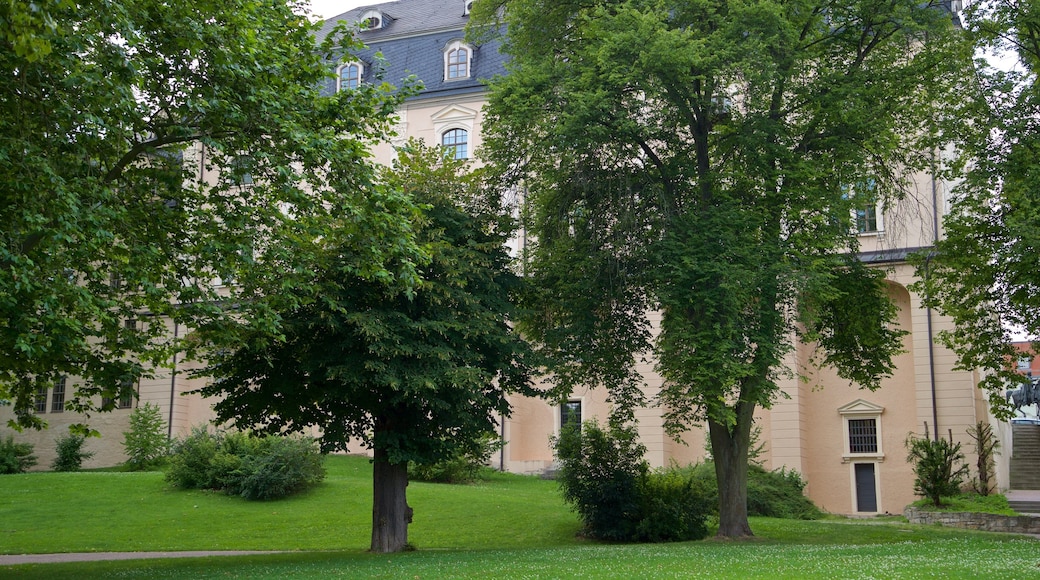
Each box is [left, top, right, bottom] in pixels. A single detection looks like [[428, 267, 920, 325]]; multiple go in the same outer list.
[[308, 0, 372, 20]]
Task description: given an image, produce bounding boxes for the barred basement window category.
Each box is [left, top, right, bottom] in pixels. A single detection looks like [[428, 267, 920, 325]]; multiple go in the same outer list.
[[848, 418, 878, 454]]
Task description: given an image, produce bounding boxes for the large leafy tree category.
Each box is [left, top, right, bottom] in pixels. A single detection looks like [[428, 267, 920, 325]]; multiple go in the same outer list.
[[0, 0, 418, 430], [914, 0, 1040, 416], [198, 142, 539, 553], [472, 0, 970, 536]]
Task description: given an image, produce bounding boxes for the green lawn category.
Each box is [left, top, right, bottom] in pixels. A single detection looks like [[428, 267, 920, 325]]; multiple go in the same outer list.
[[1, 455, 1038, 578]]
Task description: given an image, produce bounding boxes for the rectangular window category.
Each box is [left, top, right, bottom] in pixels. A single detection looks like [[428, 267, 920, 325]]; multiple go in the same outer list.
[[848, 418, 878, 454], [51, 377, 66, 413], [561, 400, 582, 431], [34, 387, 48, 414], [855, 205, 879, 233]]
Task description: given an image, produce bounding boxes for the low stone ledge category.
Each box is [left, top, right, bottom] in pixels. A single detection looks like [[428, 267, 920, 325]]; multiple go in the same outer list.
[[904, 506, 1040, 534]]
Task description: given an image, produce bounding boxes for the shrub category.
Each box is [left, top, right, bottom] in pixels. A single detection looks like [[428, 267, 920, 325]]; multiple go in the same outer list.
[[122, 403, 170, 470], [0, 434, 37, 474], [167, 429, 326, 500], [553, 420, 711, 542], [51, 432, 94, 472], [966, 421, 999, 496], [235, 436, 326, 500], [165, 426, 221, 489], [906, 432, 969, 507], [681, 461, 822, 520], [634, 465, 713, 542], [409, 434, 502, 484]]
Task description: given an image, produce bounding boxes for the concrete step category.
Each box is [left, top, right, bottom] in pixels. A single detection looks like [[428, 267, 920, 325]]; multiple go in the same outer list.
[[1009, 501, 1040, 514]]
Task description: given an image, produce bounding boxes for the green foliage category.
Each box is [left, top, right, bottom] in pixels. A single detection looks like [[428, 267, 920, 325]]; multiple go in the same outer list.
[[122, 403, 169, 471], [910, 492, 1017, 516], [234, 436, 327, 501], [199, 140, 538, 466], [911, 0, 1040, 418], [0, 433, 37, 474], [409, 434, 502, 484], [473, 0, 971, 536], [166, 428, 325, 501], [51, 432, 94, 472], [165, 426, 221, 489], [966, 421, 999, 496], [553, 421, 711, 542], [0, 0, 419, 431], [906, 433, 969, 507], [681, 461, 823, 520]]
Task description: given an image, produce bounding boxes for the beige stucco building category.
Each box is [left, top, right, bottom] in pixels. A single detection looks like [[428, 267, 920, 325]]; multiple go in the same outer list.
[[2, 0, 1017, 518]]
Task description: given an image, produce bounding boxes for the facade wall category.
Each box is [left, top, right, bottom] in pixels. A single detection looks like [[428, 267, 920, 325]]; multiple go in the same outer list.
[[0, 0, 1006, 519]]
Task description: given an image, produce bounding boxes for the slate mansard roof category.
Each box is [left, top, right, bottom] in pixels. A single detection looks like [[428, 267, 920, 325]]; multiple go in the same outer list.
[[317, 0, 507, 100]]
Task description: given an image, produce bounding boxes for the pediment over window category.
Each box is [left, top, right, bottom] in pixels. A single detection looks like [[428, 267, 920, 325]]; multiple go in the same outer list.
[[431, 104, 478, 124], [837, 399, 885, 416]]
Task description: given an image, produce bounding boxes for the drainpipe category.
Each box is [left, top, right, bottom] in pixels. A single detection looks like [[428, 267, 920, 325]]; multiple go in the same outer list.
[[926, 150, 941, 441], [167, 321, 179, 439]]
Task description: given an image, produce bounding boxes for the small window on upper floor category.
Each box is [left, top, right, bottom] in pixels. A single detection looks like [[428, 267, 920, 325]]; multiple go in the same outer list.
[[441, 128, 468, 160], [359, 10, 383, 31], [1018, 356, 1032, 371], [444, 40, 472, 80], [842, 178, 883, 234], [231, 155, 254, 186], [338, 62, 363, 91]]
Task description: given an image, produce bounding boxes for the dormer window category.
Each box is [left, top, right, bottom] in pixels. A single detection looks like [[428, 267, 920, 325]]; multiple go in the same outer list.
[[444, 40, 472, 81], [337, 62, 363, 91], [359, 10, 383, 30], [463, 1, 474, 15]]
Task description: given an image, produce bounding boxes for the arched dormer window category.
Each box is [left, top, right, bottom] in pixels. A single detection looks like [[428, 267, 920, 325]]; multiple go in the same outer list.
[[359, 10, 383, 31], [463, 1, 474, 15], [337, 62, 363, 91], [444, 40, 472, 81], [441, 128, 468, 160]]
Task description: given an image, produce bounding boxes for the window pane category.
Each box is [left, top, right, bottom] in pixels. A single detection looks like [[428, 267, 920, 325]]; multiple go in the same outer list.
[[442, 129, 468, 160], [561, 401, 582, 431], [447, 48, 468, 79], [51, 377, 66, 413], [340, 64, 360, 90], [848, 418, 878, 454], [34, 387, 47, 414]]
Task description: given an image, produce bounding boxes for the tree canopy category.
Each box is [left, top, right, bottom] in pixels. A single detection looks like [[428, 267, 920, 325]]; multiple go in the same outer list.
[[472, 0, 971, 536], [198, 142, 540, 552], [914, 0, 1040, 416], [0, 0, 419, 431]]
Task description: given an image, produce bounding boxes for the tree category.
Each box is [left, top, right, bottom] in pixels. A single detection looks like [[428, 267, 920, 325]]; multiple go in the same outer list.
[[913, 0, 1040, 416], [0, 0, 419, 432], [905, 431, 969, 507], [197, 142, 540, 552], [471, 0, 970, 536]]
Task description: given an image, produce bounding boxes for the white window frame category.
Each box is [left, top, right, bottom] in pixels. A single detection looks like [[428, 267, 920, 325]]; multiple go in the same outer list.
[[337, 62, 364, 91], [838, 399, 885, 463], [843, 179, 884, 235], [441, 128, 469, 160], [358, 10, 383, 31], [443, 40, 472, 81]]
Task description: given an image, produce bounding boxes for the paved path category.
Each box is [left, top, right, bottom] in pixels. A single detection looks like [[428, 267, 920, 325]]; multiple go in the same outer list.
[[0, 551, 286, 566]]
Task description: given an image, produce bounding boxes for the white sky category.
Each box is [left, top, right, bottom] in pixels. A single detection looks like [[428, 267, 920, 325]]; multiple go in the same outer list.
[[308, 0, 371, 20]]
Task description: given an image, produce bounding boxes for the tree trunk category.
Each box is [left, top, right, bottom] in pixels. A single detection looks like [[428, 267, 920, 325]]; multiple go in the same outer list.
[[708, 402, 755, 538], [370, 445, 412, 553]]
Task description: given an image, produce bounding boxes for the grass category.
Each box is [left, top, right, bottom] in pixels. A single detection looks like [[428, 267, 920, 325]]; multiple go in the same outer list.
[[909, 492, 1018, 516], [1, 455, 1038, 578]]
